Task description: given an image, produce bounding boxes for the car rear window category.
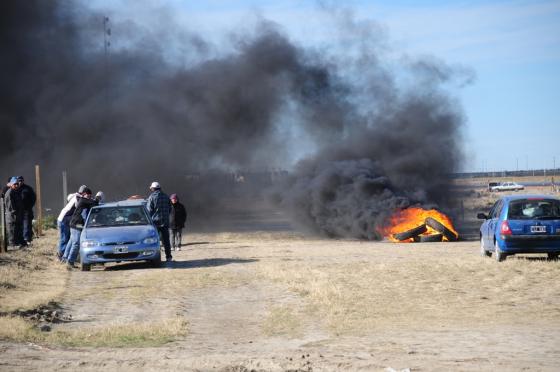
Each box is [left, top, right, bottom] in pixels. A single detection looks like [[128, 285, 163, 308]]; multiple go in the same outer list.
[[508, 199, 560, 220], [87, 206, 150, 227]]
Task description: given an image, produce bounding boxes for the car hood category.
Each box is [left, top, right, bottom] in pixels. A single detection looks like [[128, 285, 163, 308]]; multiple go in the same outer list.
[[82, 225, 158, 243]]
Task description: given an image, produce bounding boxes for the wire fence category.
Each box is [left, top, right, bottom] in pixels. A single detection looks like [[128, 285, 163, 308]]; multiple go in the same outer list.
[[453, 169, 560, 179]]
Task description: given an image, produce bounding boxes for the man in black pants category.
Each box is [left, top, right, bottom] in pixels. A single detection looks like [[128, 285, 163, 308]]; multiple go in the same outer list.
[[17, 176, 36, 245]]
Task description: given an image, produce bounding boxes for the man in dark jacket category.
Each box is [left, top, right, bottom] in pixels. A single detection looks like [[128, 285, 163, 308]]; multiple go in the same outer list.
[[146, 181, 172, 261], [4, 177, 24, 247], [66, 188, 99, 269], [17, 176, 36, 245], [169, 193, 187, 251]]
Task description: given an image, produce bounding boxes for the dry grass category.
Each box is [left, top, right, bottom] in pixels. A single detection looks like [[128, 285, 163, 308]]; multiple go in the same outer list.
[[261, 305, 303, 337], [0, 230, 191, 348], [257, 249, 560, 335], [0, 315, 188, 347], [0, 230, 67, 312], [51, 316, 188, 347]]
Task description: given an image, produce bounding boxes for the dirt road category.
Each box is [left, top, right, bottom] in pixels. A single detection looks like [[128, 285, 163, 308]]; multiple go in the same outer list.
[[2, 230, 559, 371]]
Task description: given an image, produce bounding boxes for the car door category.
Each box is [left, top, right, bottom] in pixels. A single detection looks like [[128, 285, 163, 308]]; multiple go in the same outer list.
[[482, 201, 496, 247], [486, 200, 503, 245]]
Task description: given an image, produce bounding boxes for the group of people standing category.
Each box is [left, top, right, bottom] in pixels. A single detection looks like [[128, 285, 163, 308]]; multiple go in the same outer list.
[[1, 176, 36, 248], [146, 181, 187, 262], [56, 181, 186, 268]]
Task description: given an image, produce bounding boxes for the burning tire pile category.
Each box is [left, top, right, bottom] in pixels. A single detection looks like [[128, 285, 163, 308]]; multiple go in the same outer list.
[[380, 208, 459, 243]]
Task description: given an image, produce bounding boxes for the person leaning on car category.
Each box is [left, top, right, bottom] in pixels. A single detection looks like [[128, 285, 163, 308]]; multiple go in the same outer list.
[[66, 188, 99, 270], [57, 185, 87, 262], [147, 181, 173, 262]]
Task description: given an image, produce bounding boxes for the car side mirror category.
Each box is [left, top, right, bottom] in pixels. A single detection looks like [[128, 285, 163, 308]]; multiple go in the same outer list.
[[477, 212, 488, 220]]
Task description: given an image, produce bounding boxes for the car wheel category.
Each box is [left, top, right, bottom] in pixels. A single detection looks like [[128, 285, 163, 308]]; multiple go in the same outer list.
[[547, 253, 559, 260], [494, 240, 507, 262], [425, 217, 458, 241], [81, 262, 91, 271], [149, 256, 162, 268], [480, 237, 491, 257]]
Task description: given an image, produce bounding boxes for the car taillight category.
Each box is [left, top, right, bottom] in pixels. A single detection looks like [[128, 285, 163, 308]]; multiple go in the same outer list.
[[501, 220, 512, 235]]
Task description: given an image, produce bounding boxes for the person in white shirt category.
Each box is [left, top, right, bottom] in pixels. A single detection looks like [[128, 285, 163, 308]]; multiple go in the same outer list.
[[56, 185, 86, 260]]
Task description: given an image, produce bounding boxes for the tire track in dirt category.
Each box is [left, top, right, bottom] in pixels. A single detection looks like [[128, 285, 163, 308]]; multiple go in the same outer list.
[[57, 264, 181, 330]]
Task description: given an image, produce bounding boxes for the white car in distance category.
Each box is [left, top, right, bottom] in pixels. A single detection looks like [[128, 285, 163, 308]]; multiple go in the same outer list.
[[490, 181, 525, 192]]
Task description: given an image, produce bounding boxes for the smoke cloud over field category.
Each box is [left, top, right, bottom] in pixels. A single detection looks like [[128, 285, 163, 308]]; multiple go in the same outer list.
[[0, 1, 468, 238]]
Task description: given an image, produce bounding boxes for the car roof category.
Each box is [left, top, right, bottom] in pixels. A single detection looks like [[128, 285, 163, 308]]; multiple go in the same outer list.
[[94, 200, 147, 208], [500, 194, 560, 202]]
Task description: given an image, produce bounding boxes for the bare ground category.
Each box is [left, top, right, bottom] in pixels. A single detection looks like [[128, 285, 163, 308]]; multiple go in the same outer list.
[[2, 232, 560, 371], [2, 181, 560, 371]]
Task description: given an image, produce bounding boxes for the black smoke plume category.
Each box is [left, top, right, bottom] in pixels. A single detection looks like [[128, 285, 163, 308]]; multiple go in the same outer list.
[[0, 1, 468, 237]]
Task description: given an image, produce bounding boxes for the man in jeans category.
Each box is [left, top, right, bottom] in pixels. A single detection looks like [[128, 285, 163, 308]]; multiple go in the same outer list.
[[57, 185, 87, 261], [146, 181, 172, 262], [66, 188, 99, 269]]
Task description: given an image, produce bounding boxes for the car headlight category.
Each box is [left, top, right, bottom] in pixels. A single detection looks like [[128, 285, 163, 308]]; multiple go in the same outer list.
[[81, 240, 100, 248], [143, 237, 158, 244]]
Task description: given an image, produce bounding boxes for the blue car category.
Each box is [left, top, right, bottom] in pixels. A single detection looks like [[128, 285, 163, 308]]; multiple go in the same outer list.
[[79, 200, 161, 271], [478, 195, 560, 261]]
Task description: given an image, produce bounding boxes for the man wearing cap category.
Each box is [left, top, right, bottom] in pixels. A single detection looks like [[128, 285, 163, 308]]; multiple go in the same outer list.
[[147, 181, 172, 261], [57, 185, 87, 262], [4, 177, 24, 247], [16, 176, 36, 245], [66, 187, 99, 269]]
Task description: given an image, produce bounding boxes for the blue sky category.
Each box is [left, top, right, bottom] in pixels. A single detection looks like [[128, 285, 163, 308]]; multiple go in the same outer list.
[[91, 0, 560, 172]]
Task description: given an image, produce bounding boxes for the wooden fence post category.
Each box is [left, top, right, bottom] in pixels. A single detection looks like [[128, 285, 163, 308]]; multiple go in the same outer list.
[[35, 165, 43, 237], [62, 171, 68, 208], [0, 196, 6, 252]]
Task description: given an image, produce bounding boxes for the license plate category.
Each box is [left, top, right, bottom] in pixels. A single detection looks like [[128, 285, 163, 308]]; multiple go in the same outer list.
[[113, 246, 128, 253], [530, 226, 546, 233]]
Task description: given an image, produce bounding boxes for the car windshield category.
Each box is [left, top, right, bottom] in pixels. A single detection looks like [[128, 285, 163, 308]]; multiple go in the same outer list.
[[86, 206, 150, 227], [508, 199, 560, 220]]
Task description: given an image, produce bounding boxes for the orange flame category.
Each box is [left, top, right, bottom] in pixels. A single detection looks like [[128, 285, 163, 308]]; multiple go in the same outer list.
[[379, 207, 459, 242]]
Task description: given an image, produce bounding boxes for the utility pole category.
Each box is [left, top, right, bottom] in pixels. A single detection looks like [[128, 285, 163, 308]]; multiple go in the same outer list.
[[103, 16, 111, 57], [103, 16, 111, 108]]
